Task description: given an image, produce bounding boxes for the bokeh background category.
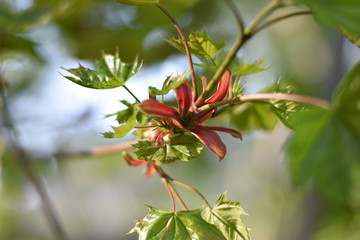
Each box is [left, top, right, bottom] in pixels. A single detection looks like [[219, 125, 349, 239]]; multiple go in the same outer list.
[[1, 0, 359, 239]]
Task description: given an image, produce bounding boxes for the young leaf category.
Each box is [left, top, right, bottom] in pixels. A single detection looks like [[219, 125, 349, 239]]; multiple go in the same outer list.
[[295, 0, 360, 47], [133, 134, 204, 163], [232, 58, 269, 76], [103, 102, 140, 138], [63, 52, 142, 89], [166, 30, 226, 60], [287, 62, 360, 205], [114, 0, 159, 6], [129, 206, 226, 240], [203, 192, 250, 240], [188, 30, 226, 60], [149, 71, 190, 96]]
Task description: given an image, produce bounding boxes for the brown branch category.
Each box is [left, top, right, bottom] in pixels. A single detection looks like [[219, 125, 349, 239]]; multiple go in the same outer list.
[[91, 140, 138, 156], [238, 93, 331, 109], [198, 92, 332, 112], [156, 4, 198, 98], [55, 140, 139, 159]]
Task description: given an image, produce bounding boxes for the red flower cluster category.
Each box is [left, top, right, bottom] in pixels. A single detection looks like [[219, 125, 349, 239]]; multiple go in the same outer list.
[[139, 70, 241, 160]]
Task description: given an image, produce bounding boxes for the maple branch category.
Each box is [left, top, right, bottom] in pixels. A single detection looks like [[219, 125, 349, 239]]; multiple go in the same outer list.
[[156, 4, 198, 98], [198, 93, 332, 112], [55, 140, 138, 158]]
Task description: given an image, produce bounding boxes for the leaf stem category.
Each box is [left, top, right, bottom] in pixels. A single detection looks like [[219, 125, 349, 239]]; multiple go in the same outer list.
[[123, 85, 141, 103], [195, 0, 247, 106], [156, 4, 198, 98], [198, 93, 332, 112], [161, 177, 176, 212], [167, 181, 189, 210], [154, 165, 211, 209], [172, 179, 212, 209], [252, 10, 313, 35]]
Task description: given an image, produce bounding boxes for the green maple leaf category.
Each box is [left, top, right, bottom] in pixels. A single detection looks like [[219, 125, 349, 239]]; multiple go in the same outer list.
[[133, 134, 204, 163], [203, 193, 250, 240], [166, 30, 226, 61], [103, 101, 140, 138], [149, 71, 190, 96], [232, 58, 269, 76], [295, 0, 360, 47], [287, 62, 360, 205], [63, 51, 142, 89], [129, 206, 226, 240]]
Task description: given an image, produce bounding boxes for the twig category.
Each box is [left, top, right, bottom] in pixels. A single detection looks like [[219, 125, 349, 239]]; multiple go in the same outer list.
[[55, 140, 138, 158], [252, 10, 313, 35], [156, 4, 198, 98], [197, 92, 332, 112], [0, 81, 69, 240]]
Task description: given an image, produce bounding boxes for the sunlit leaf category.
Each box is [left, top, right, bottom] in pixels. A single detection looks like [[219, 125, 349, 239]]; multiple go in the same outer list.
[[114, 0, 159, 6], [232, 58, 269, 76], [203, 193, 250, 240], [129, 206, 226, 240], [133, 134, 203, 163], [287, 62, 360, 205], [188, 30, 226, 60], [166, 30, 226, 60], [63, 52, 142, 89], [149, 71, 189, 96], [295, 0, 360, 47]]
